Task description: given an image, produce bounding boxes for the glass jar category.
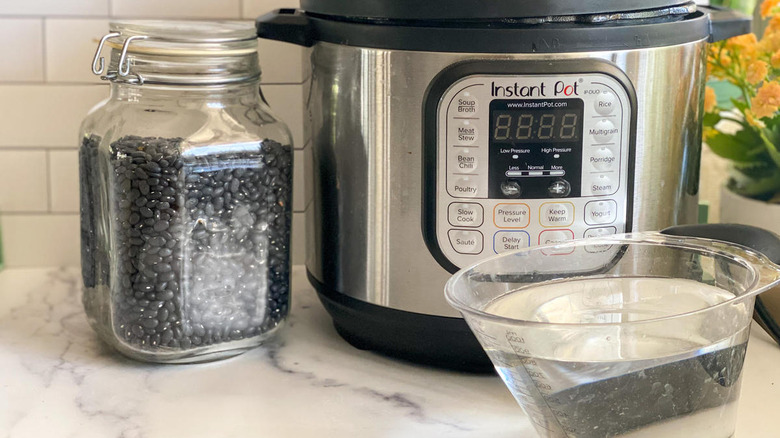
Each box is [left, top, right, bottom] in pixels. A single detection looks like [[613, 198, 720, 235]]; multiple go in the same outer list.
[[79, 21, 293, 363]]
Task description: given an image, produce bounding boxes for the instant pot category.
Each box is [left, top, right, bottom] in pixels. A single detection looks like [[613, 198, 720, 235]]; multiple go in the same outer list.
[[257, 1, 751, 371]]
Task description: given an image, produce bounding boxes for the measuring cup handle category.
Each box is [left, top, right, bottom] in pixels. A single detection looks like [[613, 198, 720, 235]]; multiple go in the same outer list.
[[663, 223, 780, 347], [661, 223, 780, 265]]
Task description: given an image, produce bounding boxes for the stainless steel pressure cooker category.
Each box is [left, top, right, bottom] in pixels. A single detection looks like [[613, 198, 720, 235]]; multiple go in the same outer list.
[[257, 1, 751, 371]]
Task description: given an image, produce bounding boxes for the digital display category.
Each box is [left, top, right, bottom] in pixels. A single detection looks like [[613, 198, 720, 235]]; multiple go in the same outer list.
[[490, 100, 583, 143], [488, 99, 584, 199]]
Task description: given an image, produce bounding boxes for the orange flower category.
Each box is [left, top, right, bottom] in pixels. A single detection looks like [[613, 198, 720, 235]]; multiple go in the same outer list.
[[761, 0, 780, 18], [751, 81, 780, 118], [747, 60, 769, 84], [704, 86, 717, 113], [725, 33, 758, 52], [768, 14, 780, 33], [746, 109, 767, 128], [762, 30, 780, 53]]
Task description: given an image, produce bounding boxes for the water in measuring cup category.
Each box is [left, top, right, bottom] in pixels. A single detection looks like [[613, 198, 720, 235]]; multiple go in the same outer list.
[[482, 277, 750, 438]]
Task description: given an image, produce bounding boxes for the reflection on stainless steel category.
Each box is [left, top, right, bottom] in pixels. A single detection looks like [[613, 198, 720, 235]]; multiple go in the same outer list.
[[307, 41, 707, 317]]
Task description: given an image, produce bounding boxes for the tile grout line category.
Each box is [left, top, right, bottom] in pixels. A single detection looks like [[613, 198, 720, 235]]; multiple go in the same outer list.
[[45, 149, 52, 212], [40, 17, 47, 81], [0, 211, 77, 216]]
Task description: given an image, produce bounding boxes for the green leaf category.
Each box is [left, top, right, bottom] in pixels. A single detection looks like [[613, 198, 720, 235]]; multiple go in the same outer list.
[[731, 98, 749, 112], [703, 112, 722, 128], [706, 129, 765, 162]]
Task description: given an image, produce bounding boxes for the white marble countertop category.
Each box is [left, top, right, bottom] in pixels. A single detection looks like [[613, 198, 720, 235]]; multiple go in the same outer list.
[[1, 266, 779, 437]]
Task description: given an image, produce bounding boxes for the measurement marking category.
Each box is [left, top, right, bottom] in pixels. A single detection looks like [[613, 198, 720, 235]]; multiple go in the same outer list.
[[453, 117, 480, 120]]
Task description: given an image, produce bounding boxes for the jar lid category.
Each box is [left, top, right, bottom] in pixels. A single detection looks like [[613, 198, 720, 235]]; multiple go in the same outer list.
[[92, 21, 260, 85], [106, 20, 258, 56]]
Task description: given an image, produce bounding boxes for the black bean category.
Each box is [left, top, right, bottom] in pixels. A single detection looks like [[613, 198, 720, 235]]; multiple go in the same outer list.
[[84, 135, 292, 356]]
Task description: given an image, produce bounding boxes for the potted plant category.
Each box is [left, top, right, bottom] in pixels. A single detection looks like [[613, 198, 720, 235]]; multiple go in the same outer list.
[[704, 0, 780, 230]]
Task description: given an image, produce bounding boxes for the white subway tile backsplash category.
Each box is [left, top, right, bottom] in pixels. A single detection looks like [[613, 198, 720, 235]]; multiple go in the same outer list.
[[110, 0, 241, 19], [262, 83, 306, 149], [0, 85, 107, 147], [0, 214, 80, 267], [48, 150, 79, 213], [242, 0, 299, 18], [45, 18, 109, 83], [0, 19, 43, 82], [292, 210, 306, 265], [0, 0, 108, 16], [0, 151, 48, 212], [0, 0, 309, 267], [258, 39, 306, 84]]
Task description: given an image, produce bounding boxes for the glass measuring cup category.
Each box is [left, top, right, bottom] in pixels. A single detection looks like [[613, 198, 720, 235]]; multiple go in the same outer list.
[[445, 224, 780, 438]]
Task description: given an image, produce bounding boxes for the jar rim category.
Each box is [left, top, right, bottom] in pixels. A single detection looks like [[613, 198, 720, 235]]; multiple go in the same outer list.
[[107, 20, 258, 57]]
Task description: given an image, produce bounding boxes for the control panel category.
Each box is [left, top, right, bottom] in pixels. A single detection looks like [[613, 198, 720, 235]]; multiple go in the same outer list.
[[431, 69, 633, 269]]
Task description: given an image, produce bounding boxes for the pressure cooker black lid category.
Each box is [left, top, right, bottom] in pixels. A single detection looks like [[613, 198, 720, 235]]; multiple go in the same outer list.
[[299, 0, 693, 21]]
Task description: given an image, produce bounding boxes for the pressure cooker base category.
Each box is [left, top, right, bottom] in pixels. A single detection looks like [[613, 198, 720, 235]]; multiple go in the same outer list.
[[307, 271, 493, 373]]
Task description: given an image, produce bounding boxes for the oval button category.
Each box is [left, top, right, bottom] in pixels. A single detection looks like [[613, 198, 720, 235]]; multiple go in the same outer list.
[[453, 90, 479, 116], [584, 200, 618, 225], [451, 147, 479, 174], [453, 120, 478, 145], [494, 203, 530, 228], [591, 119, 617, 143], [594, 90, 616, 116], [589, 147, 616, 171], [448, 229, 483, 255], [590, 175, 616, 196], [540, 202, 574, 227], [448, 203, 484, 227]]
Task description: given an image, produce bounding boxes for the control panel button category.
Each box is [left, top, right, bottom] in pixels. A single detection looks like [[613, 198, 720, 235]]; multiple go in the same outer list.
[[589, 146, 616, 171], [451, 176, 480, 198], [584, 226, 618, 253], [590, 174, 616, 195], [594, 90, 616, 115], [450, 147, 479, 174], [539, 229, 575, 255], [453, 90, 479, 116], [500, 180, 522, 198], [584, 200, 618, 225], [540, 202, 574, 227], [494, 203, 530, 228], [494, 231, 530, 254], [548, 179, 571, 197], [448, 203, 484, 227], [591, 119, 617, 143], [448, 229, 483, 255], [453, 120, 478, 145]]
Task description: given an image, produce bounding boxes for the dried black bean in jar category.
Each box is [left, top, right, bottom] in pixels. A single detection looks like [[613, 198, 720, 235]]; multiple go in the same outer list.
[[103, 135, 291, 351]]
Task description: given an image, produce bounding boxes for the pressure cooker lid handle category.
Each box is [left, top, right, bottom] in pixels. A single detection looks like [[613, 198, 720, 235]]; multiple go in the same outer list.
[[701, 5, 752, 43], [256, 9, 315, 47]]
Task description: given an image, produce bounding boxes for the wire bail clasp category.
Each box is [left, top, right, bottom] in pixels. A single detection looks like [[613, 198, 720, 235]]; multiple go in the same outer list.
[[91, 32, 121, 75], [91, 32, 148, 84]]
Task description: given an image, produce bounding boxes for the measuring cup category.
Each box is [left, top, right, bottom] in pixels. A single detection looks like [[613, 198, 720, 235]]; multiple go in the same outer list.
[[445, 224, 780, 438]]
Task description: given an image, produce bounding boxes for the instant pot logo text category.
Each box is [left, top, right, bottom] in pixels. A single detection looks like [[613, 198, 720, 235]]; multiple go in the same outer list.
[[490, 80, 579, 97]]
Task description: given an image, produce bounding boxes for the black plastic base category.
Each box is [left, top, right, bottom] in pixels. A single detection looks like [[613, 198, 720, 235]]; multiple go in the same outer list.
[[307, 270, 494, 373]]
